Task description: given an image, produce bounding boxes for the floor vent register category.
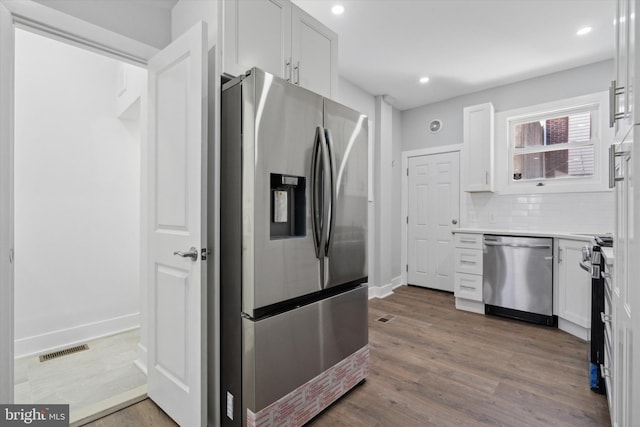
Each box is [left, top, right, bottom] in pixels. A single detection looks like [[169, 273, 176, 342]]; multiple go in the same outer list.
[[376, 315, 395, 323], [39, 344, 89, 362]]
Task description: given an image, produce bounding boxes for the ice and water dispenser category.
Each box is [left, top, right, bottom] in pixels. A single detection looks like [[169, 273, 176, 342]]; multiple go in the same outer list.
[[270, 173, 306, 239]]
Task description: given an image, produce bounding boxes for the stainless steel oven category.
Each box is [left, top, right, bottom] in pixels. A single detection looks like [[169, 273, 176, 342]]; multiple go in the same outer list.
[[581, 234, 613, 395]]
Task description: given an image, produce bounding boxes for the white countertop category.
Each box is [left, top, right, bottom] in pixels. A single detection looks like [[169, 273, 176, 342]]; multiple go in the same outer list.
[[452, 228, 602, 242], [602, 247, 614, 266]]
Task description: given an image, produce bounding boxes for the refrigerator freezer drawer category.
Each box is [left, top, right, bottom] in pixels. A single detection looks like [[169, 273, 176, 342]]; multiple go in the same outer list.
[[242, 285, 368, 413]]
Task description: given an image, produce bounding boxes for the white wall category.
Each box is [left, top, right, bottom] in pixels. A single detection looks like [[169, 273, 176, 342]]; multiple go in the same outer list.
[[401, 60, 615, 235], [32, 0, 173, 49], [391, 108, 402, 279], [171, 0, 218, 49], [14, 29, 140, 357], [402, 60, 613, 151]]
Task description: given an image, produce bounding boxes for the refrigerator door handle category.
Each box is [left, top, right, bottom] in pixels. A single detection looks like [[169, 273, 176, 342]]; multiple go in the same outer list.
[[319, 127, 331, 261], [324, 129, 337, 257], [310, 126, 324, 258]]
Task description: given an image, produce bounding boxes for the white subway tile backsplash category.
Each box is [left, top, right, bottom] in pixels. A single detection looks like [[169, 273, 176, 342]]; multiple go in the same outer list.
[[463, 191, 614, 234]]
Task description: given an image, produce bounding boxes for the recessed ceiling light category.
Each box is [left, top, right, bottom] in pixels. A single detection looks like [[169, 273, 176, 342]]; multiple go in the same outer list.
[[419, 76, 430, 84], [331, 4, 344, 15], [576, 26, 592, 36]]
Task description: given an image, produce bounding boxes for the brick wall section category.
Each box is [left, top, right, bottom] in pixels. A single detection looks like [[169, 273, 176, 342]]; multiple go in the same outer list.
[[545, 117, 568, 177]]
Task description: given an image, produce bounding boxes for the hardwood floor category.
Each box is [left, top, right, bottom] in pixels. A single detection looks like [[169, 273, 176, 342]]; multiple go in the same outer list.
[[85, 286, 610, 427]]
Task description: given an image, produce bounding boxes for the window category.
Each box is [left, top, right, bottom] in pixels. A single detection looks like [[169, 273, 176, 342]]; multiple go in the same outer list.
[[510, 105, 597, 182], [496, 92, 612, 194]]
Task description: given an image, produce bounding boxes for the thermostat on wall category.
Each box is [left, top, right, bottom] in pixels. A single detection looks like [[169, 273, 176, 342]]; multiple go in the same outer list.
[[428, 119, 442, 133]]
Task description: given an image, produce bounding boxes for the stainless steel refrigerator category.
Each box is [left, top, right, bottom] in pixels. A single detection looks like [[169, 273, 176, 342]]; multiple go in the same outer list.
[[219, 68, 369, 427]]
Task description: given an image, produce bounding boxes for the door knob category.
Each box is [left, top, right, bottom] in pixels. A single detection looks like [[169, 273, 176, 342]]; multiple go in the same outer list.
[[452, 219, 458, 225], [173, 247, 198, 261]]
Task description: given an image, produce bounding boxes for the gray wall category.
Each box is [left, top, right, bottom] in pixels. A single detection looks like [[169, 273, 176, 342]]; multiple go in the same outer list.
[[402, 59, 613, 151], [391, 108, 402, 279], [33, 0, 173, 49]]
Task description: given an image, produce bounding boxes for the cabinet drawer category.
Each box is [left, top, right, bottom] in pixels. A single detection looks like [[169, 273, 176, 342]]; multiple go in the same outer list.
[[454, 249, 483, 275], [454, 272, 483, 301], [454, 233, 483, 250]]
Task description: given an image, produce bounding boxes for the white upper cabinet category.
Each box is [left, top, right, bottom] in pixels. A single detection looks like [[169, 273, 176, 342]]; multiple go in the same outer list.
[[223, 0, 292, 79], [223, 0, 338, 98], [462, 103, 495, 192], [611, 0, 634, 138], [291, 6, 338, 99]]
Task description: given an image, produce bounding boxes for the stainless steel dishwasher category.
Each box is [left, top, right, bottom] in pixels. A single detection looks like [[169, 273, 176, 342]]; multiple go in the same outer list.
[[483, 235, 555, 326]]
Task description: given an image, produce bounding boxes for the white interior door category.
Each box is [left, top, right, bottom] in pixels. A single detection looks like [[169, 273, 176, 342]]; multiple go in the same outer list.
[[146, 22, 207, 427], [0, 2, 14, 404], [407, 152, 459, 291]]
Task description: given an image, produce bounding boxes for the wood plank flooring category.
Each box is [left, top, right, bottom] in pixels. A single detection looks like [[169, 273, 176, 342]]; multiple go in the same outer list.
[[85, 286, 610, 427]]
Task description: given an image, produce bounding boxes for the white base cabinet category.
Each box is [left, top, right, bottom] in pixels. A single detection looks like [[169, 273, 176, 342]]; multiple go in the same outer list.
[[453, 233, 484, 313], [222, 0, 338, 98], [556, 238, 592, 340]]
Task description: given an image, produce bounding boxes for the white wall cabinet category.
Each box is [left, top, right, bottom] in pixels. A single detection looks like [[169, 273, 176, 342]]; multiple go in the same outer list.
[[462, 103, 494, 192], [223, 0, 338, 98], [453, 232, 484, 313], [556, 239, 591, 332], [610, 0, 639, 424], [611, 0, 634, 138]]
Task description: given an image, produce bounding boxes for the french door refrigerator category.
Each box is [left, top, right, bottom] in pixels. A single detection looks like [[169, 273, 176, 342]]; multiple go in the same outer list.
[[219, 68, 369, 427]]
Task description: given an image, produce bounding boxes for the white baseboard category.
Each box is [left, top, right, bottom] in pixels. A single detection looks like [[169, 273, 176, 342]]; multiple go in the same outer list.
[[391, 275, 404, 288], [14, 312, 140, 358], [558, 318, 590, 341], [135, 342, 148, 375], [455, 298, 485, 314]]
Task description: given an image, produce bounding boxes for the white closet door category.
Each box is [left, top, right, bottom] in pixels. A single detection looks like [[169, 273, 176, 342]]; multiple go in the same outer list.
[[146, 21, 208, 427], [0, 2, 14, 405], [408, 152, 459, 291]]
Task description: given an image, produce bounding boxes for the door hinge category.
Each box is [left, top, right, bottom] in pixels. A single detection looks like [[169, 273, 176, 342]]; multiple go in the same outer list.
[[406, 264, 408, 272], [201, 248, 210, 261], [406, 216, 408, 224], [406, 168, 409, 176]]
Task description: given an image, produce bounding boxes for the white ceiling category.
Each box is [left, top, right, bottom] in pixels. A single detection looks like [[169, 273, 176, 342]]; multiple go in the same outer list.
[[292, 0, 616, 111]]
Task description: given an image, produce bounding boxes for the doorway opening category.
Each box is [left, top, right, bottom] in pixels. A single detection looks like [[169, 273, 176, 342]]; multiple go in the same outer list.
[[12, 28, 148, 424]]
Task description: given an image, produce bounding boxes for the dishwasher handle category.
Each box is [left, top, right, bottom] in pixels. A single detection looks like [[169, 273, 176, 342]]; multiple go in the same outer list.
[[483, 241, 551, 249]]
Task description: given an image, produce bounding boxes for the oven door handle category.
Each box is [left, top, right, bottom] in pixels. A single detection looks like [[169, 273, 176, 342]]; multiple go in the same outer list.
[[579, 261, 591, 272]]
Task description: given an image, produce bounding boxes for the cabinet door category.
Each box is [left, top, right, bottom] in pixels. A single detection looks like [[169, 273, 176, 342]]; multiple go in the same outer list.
[[291, 5, 338, 98], [223, 0, 292, 79], [557, 239, 591, 328], [462, 103, 494, 192], [613, 0, 632, 138]]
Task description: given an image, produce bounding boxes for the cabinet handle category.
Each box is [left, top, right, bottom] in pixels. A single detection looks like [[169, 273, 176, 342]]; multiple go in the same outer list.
[[485, 171, 489, 185], [460, 260, 476, 265], [285, 58, 292, 82], [294, 61, 300, 85], [460, 239, 476, 244], [558, 247, 562, 263], [600, 312, 612, 323], [609, 79, 625, 128], [609, 145, 625, 188]]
